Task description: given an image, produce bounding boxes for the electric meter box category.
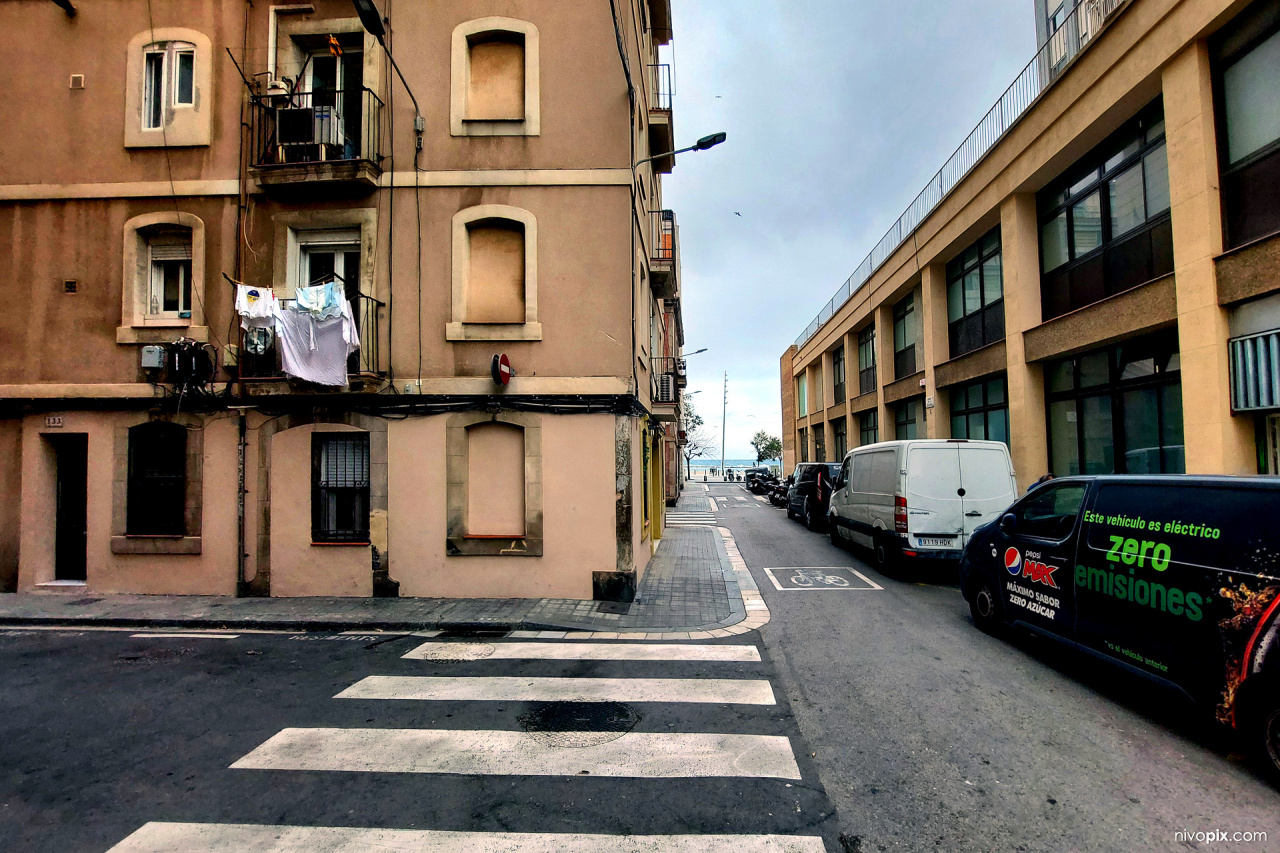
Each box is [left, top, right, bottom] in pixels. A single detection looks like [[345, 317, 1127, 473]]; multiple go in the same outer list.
[[140, 345, 166, 369]]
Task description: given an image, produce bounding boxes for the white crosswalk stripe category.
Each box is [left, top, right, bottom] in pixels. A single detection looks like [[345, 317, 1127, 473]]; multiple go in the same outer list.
[[335, 675, 776, 705], [109, 823, 827, 852], [666, 511, 720, 527], [231, 728, 802, 779], [403, 641, 762, 662]]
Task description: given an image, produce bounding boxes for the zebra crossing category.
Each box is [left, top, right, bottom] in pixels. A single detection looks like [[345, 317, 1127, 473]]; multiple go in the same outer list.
[[106, 637, 830, 852], [665, 510, 720, 527]]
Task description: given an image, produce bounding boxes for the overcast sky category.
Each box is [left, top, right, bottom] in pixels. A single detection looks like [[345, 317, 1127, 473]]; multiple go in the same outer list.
[[663, 0, 1035, 461]]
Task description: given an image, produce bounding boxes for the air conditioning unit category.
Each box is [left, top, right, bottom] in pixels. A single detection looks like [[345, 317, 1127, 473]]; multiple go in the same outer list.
[[277, 107, 315, 144], [656, 373, 677, 404]]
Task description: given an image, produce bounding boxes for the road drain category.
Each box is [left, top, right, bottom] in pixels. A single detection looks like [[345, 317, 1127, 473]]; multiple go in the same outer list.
[[412, 641, 496, 662], [519, 701, 640, 748]]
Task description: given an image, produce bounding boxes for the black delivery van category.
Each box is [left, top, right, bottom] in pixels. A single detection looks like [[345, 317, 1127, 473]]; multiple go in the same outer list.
[[958, 475, 1280, 778]]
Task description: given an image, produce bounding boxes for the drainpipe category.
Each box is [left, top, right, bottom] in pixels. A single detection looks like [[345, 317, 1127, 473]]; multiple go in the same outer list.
[[232, 405, 251, 595]]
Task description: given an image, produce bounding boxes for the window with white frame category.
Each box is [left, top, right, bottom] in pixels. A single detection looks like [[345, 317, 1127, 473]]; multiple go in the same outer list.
[[143, 41, 195, 131], [147, 229, 193, 318], [297, 229, 361, 302]]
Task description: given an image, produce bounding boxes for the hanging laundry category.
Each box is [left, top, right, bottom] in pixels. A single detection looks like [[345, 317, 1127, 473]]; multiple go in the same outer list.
[[294, 280, 345, 320], [273, 299, 360, 387], [235, 284, 278, 328], [243, 325, 274, 355]]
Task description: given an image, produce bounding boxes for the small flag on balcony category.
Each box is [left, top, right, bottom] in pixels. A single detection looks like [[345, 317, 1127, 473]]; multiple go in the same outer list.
[[328, 35, 343, 56]]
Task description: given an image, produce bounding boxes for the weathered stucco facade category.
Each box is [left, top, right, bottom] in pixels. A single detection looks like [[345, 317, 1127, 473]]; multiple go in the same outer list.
[[0, 0, 689, 598]]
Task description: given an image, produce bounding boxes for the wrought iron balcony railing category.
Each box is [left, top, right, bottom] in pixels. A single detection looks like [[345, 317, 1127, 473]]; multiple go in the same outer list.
[[249, 86, 383, 172], [238, 291, 384, 384]]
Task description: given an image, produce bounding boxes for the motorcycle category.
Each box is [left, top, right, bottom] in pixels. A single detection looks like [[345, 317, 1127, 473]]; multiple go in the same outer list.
[[769, 476, 791, 507]]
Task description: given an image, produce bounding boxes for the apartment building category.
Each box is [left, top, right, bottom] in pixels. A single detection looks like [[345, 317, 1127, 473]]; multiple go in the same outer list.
[[782, 0, 1280, 489], [0, 0, 690, 600]]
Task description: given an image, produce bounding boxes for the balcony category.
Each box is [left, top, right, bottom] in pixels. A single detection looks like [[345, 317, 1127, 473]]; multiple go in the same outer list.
[[650, 209, 679, 298], [238, 292, 385, 393], [650, 356, 682, 421], [647, 64, 674, 174], [648, 0, 673, 45], [248, 87, 383, 196]]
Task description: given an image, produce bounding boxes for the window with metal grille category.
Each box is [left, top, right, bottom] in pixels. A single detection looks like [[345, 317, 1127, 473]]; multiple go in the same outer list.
[[832, 345, 846, 404], [946, 227, 1005, 358], [126, 422, 187, 536], [858, 325, 877, 395], [312, 433, 370, 543], [893, 295, 917, 379], [859, 410, 878, 446]]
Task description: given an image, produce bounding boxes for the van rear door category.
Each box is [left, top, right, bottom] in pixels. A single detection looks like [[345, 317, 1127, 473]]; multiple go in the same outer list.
[[905, 444, 963, 548], [957, 444, 1017, 547]]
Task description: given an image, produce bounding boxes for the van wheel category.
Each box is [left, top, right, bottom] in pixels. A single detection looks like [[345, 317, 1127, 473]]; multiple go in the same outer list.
[[829, 522, 843, 549], [873, 535, 898, 574], [969, 577, 1003, 634], [804, 499, 819, 531], [786, 503, 796, 520]]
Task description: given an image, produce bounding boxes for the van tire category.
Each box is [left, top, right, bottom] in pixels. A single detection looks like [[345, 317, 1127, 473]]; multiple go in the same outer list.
[[829, 521, 843, 549], [1251, 699, 1280, 784], [873, 535, 898, 574], [969, 577, 1003, 634], [804, 499, 820, 531]]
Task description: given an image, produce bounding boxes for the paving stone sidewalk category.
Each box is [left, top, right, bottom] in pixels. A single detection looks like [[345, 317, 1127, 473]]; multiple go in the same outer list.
[[0, 494, 746, 634]]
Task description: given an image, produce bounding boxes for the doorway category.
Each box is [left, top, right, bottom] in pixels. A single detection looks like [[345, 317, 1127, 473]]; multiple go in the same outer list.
[[51, 435, 87, 582]]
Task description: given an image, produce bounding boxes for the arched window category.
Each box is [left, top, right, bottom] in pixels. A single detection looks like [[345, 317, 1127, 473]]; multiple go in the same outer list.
[[451, 18, 540, 136], [119, 211, 207, 343], [126, 28, 212, 147], [126, 422, 187, 536], [448, 205, 540, 341], [466, 422, 526, 537]]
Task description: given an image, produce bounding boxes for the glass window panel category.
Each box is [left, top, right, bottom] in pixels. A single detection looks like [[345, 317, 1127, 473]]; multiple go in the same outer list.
[[982, 230, 1000, 257], [967, 384, 983, 409], [1049, 400, 1080, 476], [1047, 359, 1074, 394], [1143, 143, 1170, 216], [1109, 164, 1146, 237], [1122, 387, 1161, 474], [144, 51, 164, 129], [1119, 355, 1155, 381], [982, 253, 1002, 304], [162, 261, 181, 312], [1165, 351, 1180, 374], [963, 246, 980, 270], [968, 413, 986, 440], [1042, 212, 1069, 272], [1222, 29, 1280, 164], [1079, 352, 1109, 387], [1105, 136, 1142, 173], [986, 378, 1005, 405], [1161, 384, 1185, 473], [1069, 168, 1100, 197], [1081, 394, 1115, 474], [947, 279, 963, 323], [988, 408, 1009, 445], [1072, 191, 1104, 257], [963, 269, 981, 315], [175, 50, 194, 105], [1145, 118, 1165, 143], [950, 387, 964, 413], [951, 415, 967, 439]]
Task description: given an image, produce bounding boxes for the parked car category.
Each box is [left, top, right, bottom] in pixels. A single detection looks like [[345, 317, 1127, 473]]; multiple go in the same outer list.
[[827, 439, 1017, 571], [958, 474, 1280, 782], [787, 462, 841, 531]]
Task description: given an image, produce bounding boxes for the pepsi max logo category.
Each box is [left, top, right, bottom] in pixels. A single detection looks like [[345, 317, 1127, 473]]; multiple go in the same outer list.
[[1003, 547, 1059, 588]]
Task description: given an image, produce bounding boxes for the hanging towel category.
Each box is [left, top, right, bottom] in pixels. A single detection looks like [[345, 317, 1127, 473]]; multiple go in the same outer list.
[[295, 280, 345, 320], [273, 300, 360, 387], [235, 284, 278, 328]]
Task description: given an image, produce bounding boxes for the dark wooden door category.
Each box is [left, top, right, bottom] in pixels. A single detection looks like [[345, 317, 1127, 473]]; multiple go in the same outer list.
[[54, 435, 87, 581]]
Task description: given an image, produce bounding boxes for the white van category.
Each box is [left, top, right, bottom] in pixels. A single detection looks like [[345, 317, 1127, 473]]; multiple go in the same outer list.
[[828, 439, 1017, 570]]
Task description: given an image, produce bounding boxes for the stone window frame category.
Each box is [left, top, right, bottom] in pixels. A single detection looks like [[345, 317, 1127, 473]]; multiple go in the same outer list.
[[450, 17, 541, 137], [124, 27, 213, 148], [117, 211, 208, 345], [272, 208, 378, 301], [446, 411, 543, 557], [447, 204, 542, 341], [110, 415, 203, 555]]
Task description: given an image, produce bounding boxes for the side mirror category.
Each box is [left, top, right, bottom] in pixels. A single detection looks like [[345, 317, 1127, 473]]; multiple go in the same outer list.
[[1000, 513, 1017, 535]]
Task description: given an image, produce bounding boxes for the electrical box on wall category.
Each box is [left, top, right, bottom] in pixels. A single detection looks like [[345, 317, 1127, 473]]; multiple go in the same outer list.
[[140, 346, 165, 369]]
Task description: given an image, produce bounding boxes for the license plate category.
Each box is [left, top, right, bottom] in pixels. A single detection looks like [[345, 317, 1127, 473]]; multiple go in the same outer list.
[[917, 538, 954, 547]]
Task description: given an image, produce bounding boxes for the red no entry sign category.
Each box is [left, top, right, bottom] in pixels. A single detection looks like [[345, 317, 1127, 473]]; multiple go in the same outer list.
[[491, 353, 512, 386]]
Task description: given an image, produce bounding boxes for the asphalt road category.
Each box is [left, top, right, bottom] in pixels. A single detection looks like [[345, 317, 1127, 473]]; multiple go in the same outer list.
[[0, 624, 838, 852], [705, 480, 1280, 852]]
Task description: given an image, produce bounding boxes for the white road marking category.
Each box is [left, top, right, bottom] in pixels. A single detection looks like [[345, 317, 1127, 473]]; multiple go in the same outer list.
[[403, 642, 761, 662], [107, 823, 826, 852], [761, 567, 885, 592], [129, 633, 239, 640], [335, 675, 776, 705], [232, 728, 801, 779], [707, 497, 718, 511], [755, 496, 768, 503], [735, 496, 747, 501]]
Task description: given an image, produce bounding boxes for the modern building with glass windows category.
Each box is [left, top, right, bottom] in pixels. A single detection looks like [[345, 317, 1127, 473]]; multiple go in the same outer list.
[[781, 0, 1280, 485]]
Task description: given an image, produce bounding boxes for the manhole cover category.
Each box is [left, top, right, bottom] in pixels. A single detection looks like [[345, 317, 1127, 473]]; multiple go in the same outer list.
[[519, 701, 640, 748], [412, 642, 496, 662], [115, 648, 193, 664]]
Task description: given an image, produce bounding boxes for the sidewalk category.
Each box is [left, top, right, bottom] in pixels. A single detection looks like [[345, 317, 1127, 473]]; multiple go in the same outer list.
[[0, 494, 763, 637]]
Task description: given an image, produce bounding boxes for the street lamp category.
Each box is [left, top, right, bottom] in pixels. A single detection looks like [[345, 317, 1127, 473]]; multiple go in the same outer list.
[[351, 0, 424, 148], [636, 132, 727, 167], [685, 348, 709, 356]]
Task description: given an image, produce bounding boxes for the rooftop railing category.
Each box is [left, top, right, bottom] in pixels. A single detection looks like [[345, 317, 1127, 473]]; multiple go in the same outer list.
[[794, 0, 1127, 350]]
